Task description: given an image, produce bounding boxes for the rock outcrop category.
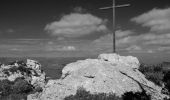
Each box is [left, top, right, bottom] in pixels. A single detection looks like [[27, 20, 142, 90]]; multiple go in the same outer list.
[[28, 53, 168, 100], [0, 59, 46, 90]]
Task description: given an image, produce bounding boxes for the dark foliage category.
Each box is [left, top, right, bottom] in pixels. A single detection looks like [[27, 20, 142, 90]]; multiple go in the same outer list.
[[17, 66, 32, 76], [64, 88, 152, 100], [3, 65, 32, 76], [122, 91, 151, 100], [0, 94, 27, 100], [0, 60, 40, 97], [163, 71, 170, 93], [0, 80, 13, 96], [139, 64, 164, 86], [64, 88, 122, 100], [12, 78, 33, 94], [139, 64, 163, 73], [144, 72, 163, 86], [0, 78, 33, 96]]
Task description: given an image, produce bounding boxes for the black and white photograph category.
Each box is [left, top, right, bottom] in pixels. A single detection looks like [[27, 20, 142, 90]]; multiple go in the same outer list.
[[0, 0, 170, 100]]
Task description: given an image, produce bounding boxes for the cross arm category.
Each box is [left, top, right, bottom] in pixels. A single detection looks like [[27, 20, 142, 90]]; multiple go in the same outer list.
[[99, 4, 130, 10]]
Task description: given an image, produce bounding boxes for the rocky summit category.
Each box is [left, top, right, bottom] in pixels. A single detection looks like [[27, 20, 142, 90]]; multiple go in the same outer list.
[[28, 53, 168, 100]]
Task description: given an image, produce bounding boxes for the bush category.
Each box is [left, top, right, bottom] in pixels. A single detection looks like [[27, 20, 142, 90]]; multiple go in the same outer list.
[[163, 71, 170, 92], [153, 64, 162, 72], [12, 78, 33, 94], [0, 94, 27, 100], [64, 88, 152, 100], [122, 91, 151, 100], [64, 88, 122, 100], [0, 78, 33, 96], [0, 79, 13, 96], [144, 72, 163, 86], [139, 64, 163, 73], [139, 64, 164, 86]]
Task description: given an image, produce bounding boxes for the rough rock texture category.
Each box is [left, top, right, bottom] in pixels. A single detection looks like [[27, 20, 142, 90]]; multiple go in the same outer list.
[[28, 53, 168, 100], [0, 59, 46, 89]]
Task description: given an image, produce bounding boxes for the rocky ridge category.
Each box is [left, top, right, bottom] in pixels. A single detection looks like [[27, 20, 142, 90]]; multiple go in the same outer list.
[[28, 53, 169, 100]]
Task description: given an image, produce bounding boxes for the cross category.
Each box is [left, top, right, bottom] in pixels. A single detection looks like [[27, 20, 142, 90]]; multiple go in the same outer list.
[[99, 0, 130, 53]]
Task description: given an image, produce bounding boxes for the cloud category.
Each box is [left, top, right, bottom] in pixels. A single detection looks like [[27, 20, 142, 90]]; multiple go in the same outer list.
[[125, 45, 142, 51], [116, 30, 134, 38], [10, 48, 23, 51], [45, 45, 76, 51], [73, 7, 86, 13], [93, 30, 138, 52], [94, 30, 134, 44], [61, 46, 76, 51], [157, 46, 170, 51], [125, 45, 155, 53], [93, 29, 170, 53], [131, 8, 170, 33], [45, 13, 107, 38]]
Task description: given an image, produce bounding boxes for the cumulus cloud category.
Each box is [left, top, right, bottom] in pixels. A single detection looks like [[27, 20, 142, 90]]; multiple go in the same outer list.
[[131, 8, 170, 32], [91, 7, 170, 53], [45, 13, 107, 38]]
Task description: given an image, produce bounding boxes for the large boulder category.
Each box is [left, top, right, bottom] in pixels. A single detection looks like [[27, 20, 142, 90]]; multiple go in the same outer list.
[[0, 59, 46, 91], [28, 53, 168, 100]]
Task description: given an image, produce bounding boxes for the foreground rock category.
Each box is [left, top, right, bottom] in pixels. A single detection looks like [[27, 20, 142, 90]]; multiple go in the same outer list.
[[0, 59, 46, 93], [28, 53, 168, 100]]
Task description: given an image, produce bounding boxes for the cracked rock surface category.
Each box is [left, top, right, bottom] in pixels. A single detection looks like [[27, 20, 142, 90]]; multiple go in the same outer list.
[[28, 53, 168, 100]]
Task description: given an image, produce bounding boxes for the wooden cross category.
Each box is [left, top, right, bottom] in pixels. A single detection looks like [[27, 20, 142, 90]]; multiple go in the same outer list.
[[100, 0, 130, 53]]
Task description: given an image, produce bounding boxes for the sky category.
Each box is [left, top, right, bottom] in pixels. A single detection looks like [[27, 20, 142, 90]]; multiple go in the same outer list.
[[0, 0, 170, 64]]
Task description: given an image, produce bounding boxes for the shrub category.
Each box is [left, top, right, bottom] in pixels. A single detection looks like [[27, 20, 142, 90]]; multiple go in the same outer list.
[[0, 78, 33, 96], [163, 71, 170, 92], [64, 88, 122, 100], [0, 94, 27, 100], [122, 91, 151, 100], [12, 78, 33, 94], [0, 79, 13, 96], [145, 72, 163, 86], [139, 64, 164, 86], [153, 64, 162, 72], [64, 88, 152, 100], [139, 64, 153, 73]]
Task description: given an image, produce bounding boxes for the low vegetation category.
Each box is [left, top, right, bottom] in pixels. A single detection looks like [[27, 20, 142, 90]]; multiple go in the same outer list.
[[0, 78, 33, 96], [64, 87, 151, 100], [139, 63, 164, 86], [0, 60, 44, 100]]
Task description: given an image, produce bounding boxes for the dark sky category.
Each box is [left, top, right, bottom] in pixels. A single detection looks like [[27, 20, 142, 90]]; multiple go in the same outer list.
[[0, 0, 170, 64], [0, 0, 169, 39]]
